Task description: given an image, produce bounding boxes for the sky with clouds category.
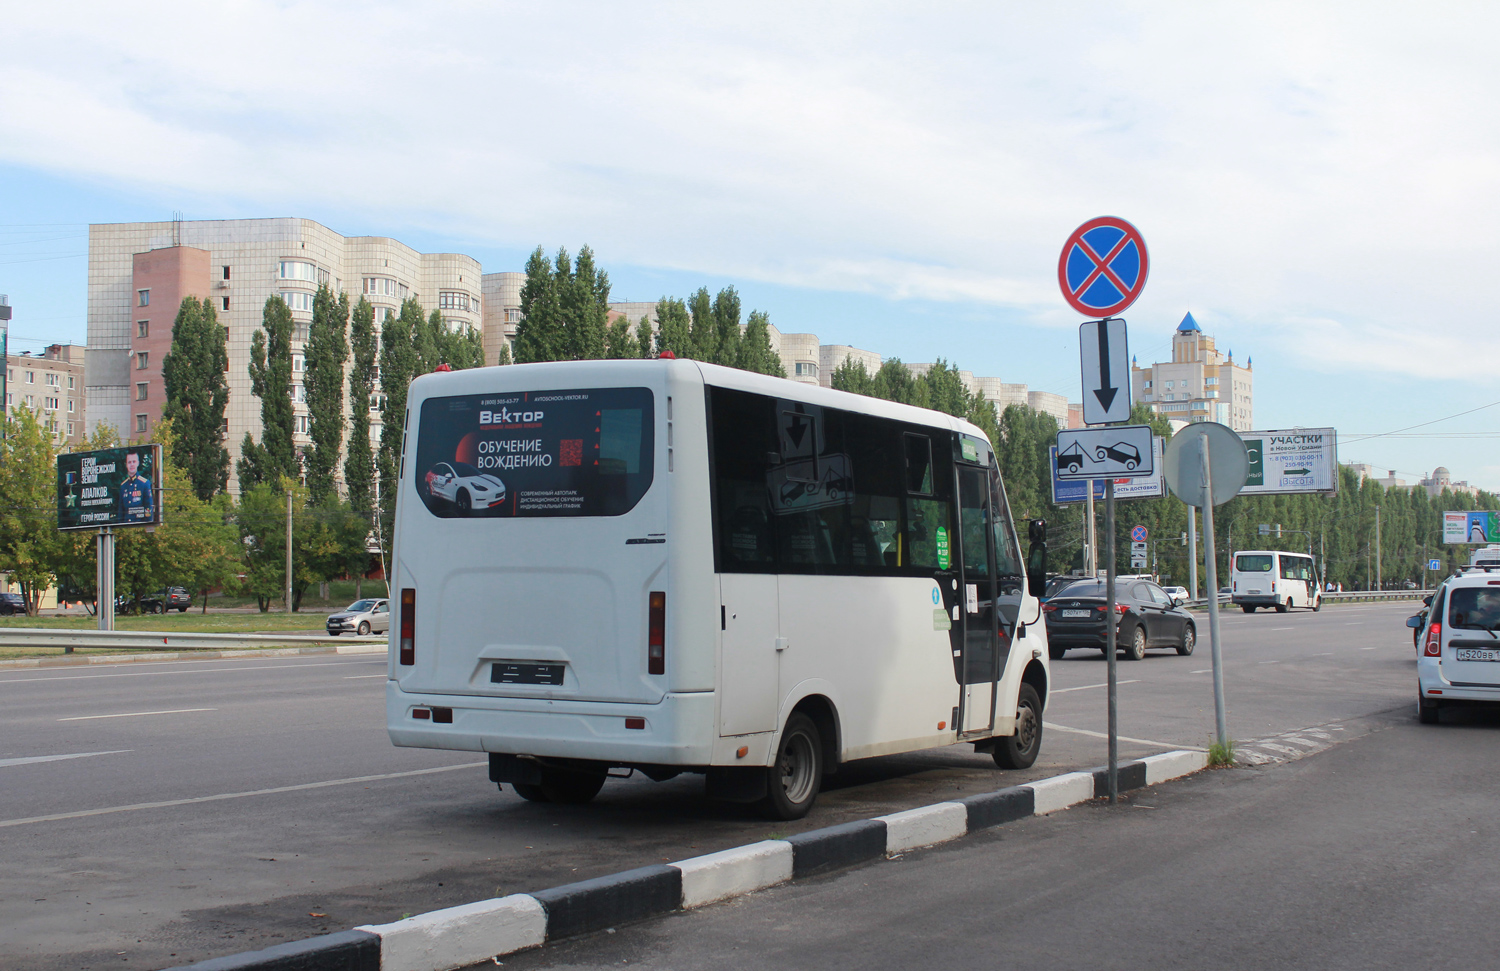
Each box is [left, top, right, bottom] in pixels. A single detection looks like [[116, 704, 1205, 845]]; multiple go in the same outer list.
[[1, 1, 1498, 488]]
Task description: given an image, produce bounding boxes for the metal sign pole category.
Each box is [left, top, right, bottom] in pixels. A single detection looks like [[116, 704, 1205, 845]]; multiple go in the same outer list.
[[1085, 487, 1096, 575], [1188, 506, 1198, 600], [285, 489, 294, 614], [97, 528, 115, 633], [1199, 438, 1228, 745], [1105, 477, 1118, 803]]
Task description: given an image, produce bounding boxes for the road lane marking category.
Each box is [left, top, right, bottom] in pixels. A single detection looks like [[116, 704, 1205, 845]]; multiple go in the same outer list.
[[0, 761, 486, 829], [343, 675, 388, 679], [1191, 669, 1212, 674], [1052, 680, 1142, 694], [58, 708, 215, 721], [1044, 722, 1203, 751], [1270, 627, 1294, 631], [1360, 647, 1378, 650], [0, 750, 131, 768], [1344, 622, 1364, 626], [1312, 652, 1333, 656], [1258, 660, 1280, 664], [0, 659, 382, 685]]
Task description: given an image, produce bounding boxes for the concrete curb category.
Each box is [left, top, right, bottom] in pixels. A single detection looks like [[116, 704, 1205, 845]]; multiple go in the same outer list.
[[163, 749, 1209, 971], [0, 643, 385, 670]]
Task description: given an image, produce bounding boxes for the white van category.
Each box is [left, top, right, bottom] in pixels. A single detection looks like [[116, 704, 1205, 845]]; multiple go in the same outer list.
[[1231, 550, 1321, 613], [384, 359, 1052, 819], [1415, 564, 1500, 723]]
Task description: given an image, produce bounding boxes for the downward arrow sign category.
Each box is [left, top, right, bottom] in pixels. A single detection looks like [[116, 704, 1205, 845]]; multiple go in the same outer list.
[[1094, 322, 1118, 412]]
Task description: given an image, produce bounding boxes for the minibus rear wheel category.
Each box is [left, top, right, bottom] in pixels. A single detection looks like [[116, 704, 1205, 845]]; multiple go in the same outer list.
[[761, 713, 822, 821], [512, 766, 608, 804]]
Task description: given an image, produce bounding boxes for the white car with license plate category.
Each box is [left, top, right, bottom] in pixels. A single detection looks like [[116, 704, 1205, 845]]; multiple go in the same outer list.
[[1414, 568, 1500, 723]]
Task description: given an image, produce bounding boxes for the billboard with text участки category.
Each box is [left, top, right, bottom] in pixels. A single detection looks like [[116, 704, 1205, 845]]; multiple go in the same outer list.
[[1238, 427, 1338, 496]]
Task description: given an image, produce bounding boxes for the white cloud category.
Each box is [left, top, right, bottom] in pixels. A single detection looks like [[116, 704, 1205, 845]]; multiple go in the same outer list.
[[2, 1, 1500, 384]]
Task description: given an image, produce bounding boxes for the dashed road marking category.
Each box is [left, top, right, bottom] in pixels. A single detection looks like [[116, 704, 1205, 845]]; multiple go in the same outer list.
[[0, 750, 131, 768], [1235, 721, 1348, 766], [1052, 680, 1142, 694], [58, 708, 215, 722]]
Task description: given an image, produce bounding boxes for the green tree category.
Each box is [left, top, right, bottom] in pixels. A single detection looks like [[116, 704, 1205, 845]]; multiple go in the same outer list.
[[606, 315, 640, 359], [688, 287, 715, 361], [739, 310, 784, 376], [922, 360, 971, 418], [829, 357, 875, 395], [304, 285, 350, 503], [655, 297, 693, 357], [237, 296, 298, 492], [712, 287, 742, 367], [514, 247, 563, 363], [0, 406, 61, 614], [344, 297, 378, 516], [871, 358, 929, 408], [497, 343, 513, 366], [161, 296, 230, 500], [378, 298, 424, 543], [634, 316, 655, 359], [564, 246, 609, 360]]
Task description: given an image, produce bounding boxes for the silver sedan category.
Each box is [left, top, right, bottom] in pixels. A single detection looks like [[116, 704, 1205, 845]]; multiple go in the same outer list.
[[326, 598, 389, 636]]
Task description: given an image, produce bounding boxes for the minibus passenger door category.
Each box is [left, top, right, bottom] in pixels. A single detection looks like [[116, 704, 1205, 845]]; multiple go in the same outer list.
[[956, 464, 999, 738], [718, 575, 780, 736]]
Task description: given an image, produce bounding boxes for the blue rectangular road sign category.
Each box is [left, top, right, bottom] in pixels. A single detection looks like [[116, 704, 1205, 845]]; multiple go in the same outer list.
[[1429, 559, 1442, 571]]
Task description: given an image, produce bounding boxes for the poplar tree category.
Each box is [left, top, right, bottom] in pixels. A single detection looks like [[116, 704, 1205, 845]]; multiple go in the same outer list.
[[740, 310, 785, 376], [377, 298, 423, 537], [688, 287, 716, 361], [304, 285, 350, 503], [564, 246, 609, 360], [344, 297, 377, 515], [654, 297, 693, 357], [606, 316, 640, 358], [238, 296, 298, 492], [635, 316, 655, 358], [515, 247, 563, 363], [161, 296, 230, 500], [712, 287, 742, 366]]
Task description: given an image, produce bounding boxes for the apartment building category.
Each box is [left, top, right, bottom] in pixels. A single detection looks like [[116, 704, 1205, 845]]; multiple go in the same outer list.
[[1131, 313, 1254, 431], [6, 344, 86, 447], [87, 218, 520, 492]]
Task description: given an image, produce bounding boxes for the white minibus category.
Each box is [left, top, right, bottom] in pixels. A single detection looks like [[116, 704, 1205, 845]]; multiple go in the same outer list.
[[1231, 550, 1321, 613], [385, 359, 1051, 819]]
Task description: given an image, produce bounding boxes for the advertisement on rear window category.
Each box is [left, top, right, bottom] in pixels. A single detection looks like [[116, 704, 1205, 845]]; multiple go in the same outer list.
[[415, 387, 654, 518]]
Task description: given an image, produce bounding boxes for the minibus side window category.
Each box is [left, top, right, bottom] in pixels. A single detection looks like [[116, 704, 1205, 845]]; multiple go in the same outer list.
[[709, 388, 778, 571]]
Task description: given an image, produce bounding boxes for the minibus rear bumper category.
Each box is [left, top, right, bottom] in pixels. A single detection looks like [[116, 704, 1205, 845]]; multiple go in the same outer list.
[[1232, 595, 1281, 606], [386, 682, 717, 765]]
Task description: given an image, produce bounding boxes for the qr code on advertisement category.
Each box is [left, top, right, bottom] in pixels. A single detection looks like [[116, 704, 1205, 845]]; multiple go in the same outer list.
[[560, 439, 583, 467]]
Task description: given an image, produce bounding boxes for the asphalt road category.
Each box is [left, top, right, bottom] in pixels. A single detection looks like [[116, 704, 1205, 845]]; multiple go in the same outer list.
[[506, 706, 1500, 971], [0, 599, 1423, 969]]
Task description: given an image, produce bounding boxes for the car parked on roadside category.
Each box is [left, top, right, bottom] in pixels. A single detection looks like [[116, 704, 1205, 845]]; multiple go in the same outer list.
[[327, 598, 390, 636], [1161, 585, 1190, 605], [164, 586, 192, 612], [1414, 567, 1500, 723], [0, 592, 26, 615], [1043, 578, 1196, 660]]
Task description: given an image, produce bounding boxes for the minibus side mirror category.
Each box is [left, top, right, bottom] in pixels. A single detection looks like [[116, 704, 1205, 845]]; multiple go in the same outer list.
[[1026, 519, 1047, 598]]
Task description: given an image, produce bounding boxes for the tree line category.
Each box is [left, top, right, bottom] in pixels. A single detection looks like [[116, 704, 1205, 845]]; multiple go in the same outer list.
[[0, 288, 486, 615], [510, 245, 786, 375]]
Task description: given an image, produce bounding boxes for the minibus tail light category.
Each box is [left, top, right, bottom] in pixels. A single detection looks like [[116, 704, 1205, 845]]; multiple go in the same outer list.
[[648, 591, 665, 675], [1425, 621, 1442, 657], [400, 587, 415, 665]]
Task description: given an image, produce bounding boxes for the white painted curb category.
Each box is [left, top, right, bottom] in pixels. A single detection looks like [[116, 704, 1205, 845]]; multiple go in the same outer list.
[[1142, 749, 1209, 785], [1029, 771, 1095, 815], [673, 839, 794, 908], [878, 801, 968, 853], [358, 894, 546, 971]]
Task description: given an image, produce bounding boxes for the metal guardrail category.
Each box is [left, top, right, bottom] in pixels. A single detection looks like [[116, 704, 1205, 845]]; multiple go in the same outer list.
[[0, 628, 387, 651], [1188, 590, 1428, 608]]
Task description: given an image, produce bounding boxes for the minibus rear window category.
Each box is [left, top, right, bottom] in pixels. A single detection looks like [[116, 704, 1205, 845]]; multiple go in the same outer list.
[[414, 387, 654, 518], [1236, 554, 1273, 573]]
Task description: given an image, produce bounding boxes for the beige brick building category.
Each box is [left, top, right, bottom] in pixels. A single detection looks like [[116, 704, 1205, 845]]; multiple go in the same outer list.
[[87, 218, 520, 494], [6, 343, 86, 447], [1131, 313, 1254, 430]]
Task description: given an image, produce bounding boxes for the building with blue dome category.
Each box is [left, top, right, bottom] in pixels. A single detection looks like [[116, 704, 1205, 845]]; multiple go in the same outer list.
[[1129, 313, 1254, 430]]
